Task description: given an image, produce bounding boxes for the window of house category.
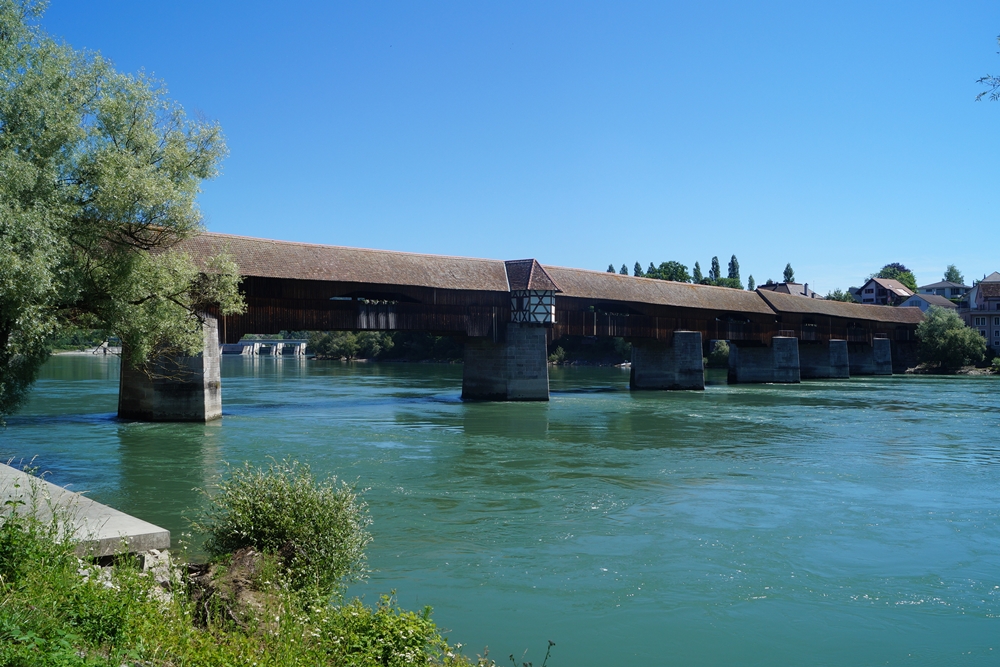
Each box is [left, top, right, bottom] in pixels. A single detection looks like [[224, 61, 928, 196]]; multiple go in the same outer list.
[[864, 288, 874, 294], [981, 330, 988, 338], [995, 317, 1000, 326]]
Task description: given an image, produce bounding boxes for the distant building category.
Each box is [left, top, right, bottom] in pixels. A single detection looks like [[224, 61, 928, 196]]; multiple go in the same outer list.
[[917, 280, 970, 299], [965, 276, 1000, 353], [898, 293, 957, 312], [756, 282, 819, 298], [857, 277, 914, 306]]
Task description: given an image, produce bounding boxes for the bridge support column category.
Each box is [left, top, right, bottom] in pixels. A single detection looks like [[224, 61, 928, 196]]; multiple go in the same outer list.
[[798, 340, 850, 379], [848, 339, 892, 376], [462, 323, 549, 401], [118, 314, 223, 422], [630, 331, 705, 390], [728, 337, 800, 384]]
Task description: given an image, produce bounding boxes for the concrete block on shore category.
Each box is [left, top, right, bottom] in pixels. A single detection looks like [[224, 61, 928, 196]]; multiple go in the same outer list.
[[1, 463, 169, 557]]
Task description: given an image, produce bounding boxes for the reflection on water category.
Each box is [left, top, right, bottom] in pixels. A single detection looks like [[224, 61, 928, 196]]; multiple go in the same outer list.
[[4, 355, 1000, 666]]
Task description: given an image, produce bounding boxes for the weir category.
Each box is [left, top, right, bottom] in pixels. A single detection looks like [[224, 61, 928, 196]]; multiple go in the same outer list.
[[848, 338, 893, 376], [629, 331, 705, 390], [728, 337, 801, 384], [798, 339, 850, 379], [118, 315, 223, 422]]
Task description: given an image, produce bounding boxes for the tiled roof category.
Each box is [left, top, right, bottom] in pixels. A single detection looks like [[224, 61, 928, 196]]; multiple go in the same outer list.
[[900, 294, 957, 309], [865, 277, 914, 297], [504, 260, 560, 292], [175, 232, 511, 292], [757, 290, 926, 324], [979, 282, 1000, 299], [541, 266, 776, 314], [918, 280, 969, 290], [757, 282, 818, 298]]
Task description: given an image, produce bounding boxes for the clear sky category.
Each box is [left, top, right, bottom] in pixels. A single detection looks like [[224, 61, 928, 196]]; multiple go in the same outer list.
[[41, 1, 1000, 293]]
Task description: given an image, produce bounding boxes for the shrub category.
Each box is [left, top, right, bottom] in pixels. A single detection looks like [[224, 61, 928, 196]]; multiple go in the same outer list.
[[992, 357, 1000, 373], [547, 346, 566, 364], [707, 340, 730, 368], [195, 459, 371, 596], [917, 306, 987, 369]]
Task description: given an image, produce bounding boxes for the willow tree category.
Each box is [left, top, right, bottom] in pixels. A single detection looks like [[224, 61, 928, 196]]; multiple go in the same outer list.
[[0, 1, 243, 418]]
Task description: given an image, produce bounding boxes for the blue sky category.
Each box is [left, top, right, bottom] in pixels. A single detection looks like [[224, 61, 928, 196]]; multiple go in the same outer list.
[[43, 1, 1000, 293]]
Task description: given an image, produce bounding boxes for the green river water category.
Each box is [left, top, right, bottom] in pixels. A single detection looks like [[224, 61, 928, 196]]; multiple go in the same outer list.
[[2, 355, 999, 665]]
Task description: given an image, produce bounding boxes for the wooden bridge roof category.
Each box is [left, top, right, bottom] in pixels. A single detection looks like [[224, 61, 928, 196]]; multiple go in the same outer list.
[[177, 232, 511, 292], [541, 266, 776, 314], [178, 232, 925, 326], [755, 290, 925, 324]]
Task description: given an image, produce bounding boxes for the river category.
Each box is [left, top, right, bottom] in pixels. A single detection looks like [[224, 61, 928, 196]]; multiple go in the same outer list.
[[2, 355, 999, 665]]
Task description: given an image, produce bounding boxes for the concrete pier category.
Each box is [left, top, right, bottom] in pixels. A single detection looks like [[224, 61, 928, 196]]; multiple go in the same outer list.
[[630, 331, 705, 390], [848, 338, 893, 376], [728, 337, 801, 384], [0, 463, 170, 557], [798, 339, 850, 379], [462, 323, 549, 401], [118, 314, 223, 422]]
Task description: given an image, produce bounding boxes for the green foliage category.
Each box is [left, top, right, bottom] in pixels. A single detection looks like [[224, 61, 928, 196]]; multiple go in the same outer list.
[[917, 306, 987, 369], [709, 256, 721, 282], [195, 459, 372, 596], [992, 357, 1000, 373], [633, 262, 644, 277], [747, 275, 755, 291], [825, 288, 857, 303], [692, 262, 703, 283], [607, 264, 615, 273], [727, 255, 740, 284], [874, 263, 917, 292], [319, 595, 454, 667], [0, 492, 487, 666], [783, 263, 795, 283], [619, 264, 628, 275], [547, 346, 566, 364], [706, 340, 730, 368], [0, 1, 241, 418], [645, 261, 691, 283], [944, 264, 964, 284]]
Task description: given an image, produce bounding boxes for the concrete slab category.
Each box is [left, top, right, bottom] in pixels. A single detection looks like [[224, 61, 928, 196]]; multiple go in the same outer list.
[[0, 463, 170, 557]]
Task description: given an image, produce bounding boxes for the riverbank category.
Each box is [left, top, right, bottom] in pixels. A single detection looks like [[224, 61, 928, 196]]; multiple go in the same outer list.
[[0, 464, 491, 666]]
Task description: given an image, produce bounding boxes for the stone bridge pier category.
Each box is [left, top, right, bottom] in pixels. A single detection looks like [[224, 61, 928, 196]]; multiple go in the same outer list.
[[118, 314, 222, 422], [798, 340, 850, 379], [461, 322, 550, 401], [629, 331, 705, 390], [848, 338, 893, 376], [728, 336, 801, 384]]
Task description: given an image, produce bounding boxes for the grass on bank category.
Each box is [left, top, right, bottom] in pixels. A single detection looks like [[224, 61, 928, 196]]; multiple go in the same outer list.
[[0, 461, 511, 667]]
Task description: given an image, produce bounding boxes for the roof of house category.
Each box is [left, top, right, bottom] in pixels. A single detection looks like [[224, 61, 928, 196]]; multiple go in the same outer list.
[[900, 294, 958, 309], [978, 282, 1000, 299], [863, 277, 914, 297], [504, 260, 560, 292], [756, 289, 926, 324], [540, 266, 777, 314], [756, 282, 818, 298], [982, 271, 1000, 283], [918, 280, 970, 290], [174, 232, 513, 292]]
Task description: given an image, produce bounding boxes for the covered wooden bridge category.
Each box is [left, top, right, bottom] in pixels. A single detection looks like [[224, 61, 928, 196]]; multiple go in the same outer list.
[[118, 233, 924, 421]]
